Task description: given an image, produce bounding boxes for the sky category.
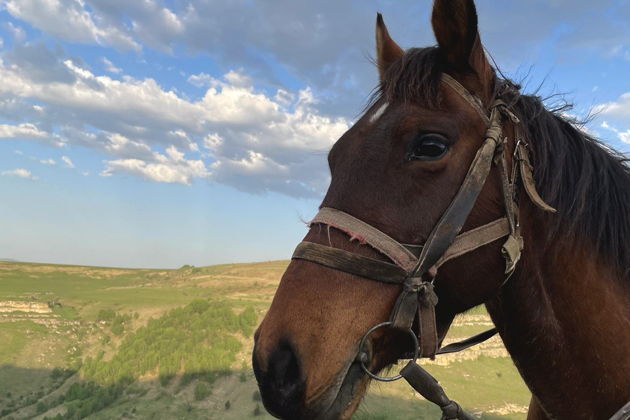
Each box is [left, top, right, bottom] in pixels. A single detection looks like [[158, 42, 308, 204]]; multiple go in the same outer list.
[[0, 0, 629, 268]]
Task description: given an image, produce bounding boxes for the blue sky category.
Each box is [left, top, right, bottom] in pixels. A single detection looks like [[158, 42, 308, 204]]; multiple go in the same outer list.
[[0, 0, 628, 268]]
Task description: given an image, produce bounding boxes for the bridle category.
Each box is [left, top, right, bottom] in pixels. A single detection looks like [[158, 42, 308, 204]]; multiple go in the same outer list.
[[291, 74, 558, 419]]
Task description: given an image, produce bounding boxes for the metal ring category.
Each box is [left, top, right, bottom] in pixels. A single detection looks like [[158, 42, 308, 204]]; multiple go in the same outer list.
[[357, 321, 419, 382]]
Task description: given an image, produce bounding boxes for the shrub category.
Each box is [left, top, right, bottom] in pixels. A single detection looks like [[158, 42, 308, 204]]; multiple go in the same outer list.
[[110, 322, 124, 336], [96, 309, 116, 322], [159, 374, 174, 387], [36, 401, 47, 414], [193, 382, 211, 401], [189, 299, 209, 314]]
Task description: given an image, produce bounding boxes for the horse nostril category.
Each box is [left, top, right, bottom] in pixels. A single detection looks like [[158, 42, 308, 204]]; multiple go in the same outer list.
[[270, 345, 302, 399], [254, 341, 305, 418]]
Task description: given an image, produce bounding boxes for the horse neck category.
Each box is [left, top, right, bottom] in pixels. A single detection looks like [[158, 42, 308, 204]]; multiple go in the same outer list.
[[485, 206, 630, 419]]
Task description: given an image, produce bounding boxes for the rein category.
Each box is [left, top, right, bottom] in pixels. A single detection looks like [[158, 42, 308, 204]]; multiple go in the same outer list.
[[291, 74, 556, 419]]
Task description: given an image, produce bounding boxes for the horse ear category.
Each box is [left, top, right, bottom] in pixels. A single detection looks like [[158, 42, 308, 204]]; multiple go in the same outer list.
[[431, 0, 493, 98], [376, 13, 404, 82]]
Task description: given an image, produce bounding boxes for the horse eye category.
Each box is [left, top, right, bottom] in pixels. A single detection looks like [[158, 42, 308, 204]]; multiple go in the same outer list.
[[407, 134, 449, 161]]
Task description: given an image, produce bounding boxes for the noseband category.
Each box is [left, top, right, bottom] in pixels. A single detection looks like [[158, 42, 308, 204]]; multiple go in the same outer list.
[[291, 74, 556, 419]]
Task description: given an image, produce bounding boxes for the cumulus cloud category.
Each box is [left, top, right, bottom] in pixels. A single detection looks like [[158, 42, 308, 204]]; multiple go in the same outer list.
[[595, 93, 630, 119], [1, 168, 38, 180], [101, 57, 121, 74], [5, 0, 140, 50], [596, 93, 630, 144], [601, 121, 630, 144], [187, 73, 213, 88], [101, 146, 209, 185], [7, 42, 78, 84], [0, 122, 49, 140], [6, 0, 628, 122], [0, 43, 348, 195], [61, 156, 75, 168]]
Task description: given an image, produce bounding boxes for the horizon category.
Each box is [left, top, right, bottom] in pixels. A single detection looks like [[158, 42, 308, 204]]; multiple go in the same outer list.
[[0, 255, 288, 269], [1, 0, 629, 268]]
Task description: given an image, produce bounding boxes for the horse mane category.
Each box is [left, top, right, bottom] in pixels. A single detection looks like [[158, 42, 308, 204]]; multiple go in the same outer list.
[[373, 47, 630, 281]]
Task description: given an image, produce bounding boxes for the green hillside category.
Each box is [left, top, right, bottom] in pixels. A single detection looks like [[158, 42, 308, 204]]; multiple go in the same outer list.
[[0, 261, 530, 419]]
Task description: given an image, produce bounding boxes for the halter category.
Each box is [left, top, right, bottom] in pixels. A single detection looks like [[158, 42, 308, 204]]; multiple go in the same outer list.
[[291, 74, 556, 420]]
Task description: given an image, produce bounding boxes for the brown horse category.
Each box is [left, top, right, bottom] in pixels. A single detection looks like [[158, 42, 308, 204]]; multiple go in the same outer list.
[[252, 0, 630, 419]]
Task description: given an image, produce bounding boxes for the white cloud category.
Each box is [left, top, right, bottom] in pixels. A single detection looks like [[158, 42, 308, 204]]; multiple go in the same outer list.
[[0, 43, 349, 196], [0, 123, 49, 140], [203, 133, 223, 151], [101, 146, 209, 185], [187, 73, 213, 88], [595, 93, 630, 119], [101, 57, 122, 74], [600, 120, 630, 144], [5, 0, 140, 50], [62, 156, 75, 168], [597, 93, 630, 144], [1, 168, 38, 180], [39, 158, 56, 165]]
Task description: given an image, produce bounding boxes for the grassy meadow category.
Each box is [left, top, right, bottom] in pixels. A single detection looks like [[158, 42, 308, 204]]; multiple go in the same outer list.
[[0, 260, 530, 419]]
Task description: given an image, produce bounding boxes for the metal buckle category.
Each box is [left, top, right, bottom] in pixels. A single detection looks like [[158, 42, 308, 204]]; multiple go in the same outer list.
[[356, 322, 419, 382]]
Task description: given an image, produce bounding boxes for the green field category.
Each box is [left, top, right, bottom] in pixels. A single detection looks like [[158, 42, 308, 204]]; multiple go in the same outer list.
[[0, 261, 530, 419]]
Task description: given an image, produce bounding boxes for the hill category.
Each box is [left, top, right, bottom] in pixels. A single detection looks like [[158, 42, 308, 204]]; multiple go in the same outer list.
[[0, 261, 530, 419]]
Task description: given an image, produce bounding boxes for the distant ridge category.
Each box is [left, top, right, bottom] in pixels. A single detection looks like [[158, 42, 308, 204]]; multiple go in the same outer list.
[[0, 258, 18, 262]]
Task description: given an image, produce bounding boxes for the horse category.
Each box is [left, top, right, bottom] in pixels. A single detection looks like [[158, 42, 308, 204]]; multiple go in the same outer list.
[[252, 0, 630, 419]]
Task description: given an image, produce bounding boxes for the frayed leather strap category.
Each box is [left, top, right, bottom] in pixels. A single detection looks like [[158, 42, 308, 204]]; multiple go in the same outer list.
[[311, 207, 417, 271]]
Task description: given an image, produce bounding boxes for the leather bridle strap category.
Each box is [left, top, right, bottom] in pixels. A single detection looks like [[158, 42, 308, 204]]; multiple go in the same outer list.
[[310, 207, 417, 271], [442, 73, 490, 126], [293, 241, 408, 284], [390, 102, 505, 357], [293, 216, 511, 284]]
